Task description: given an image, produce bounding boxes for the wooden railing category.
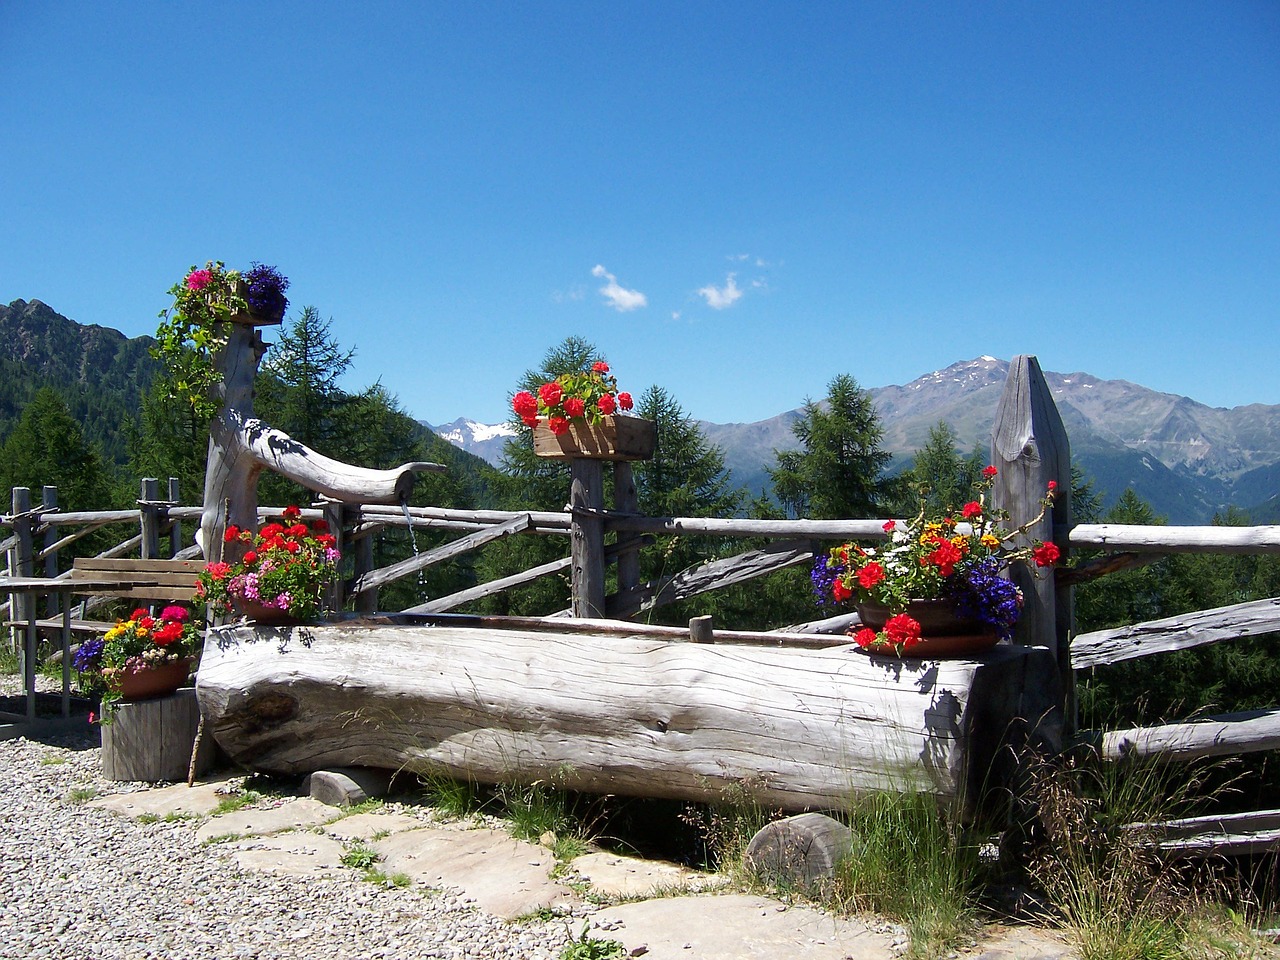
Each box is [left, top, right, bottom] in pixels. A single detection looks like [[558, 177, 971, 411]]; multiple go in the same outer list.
[[4, 356, 1279, 851]]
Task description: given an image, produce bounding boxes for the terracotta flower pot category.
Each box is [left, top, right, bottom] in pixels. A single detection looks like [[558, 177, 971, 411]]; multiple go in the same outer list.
[[233, 598, 302, 626], [115, 657, 193, 701], [854, 599, 998, 658]]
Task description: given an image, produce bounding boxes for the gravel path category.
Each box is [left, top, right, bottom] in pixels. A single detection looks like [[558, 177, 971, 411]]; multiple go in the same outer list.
[[0, 678, 576, 960]]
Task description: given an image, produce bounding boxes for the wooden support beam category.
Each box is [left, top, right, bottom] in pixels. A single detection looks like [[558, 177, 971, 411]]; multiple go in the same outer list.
[[1087, 707, 1280, 762], [352, 514, 533, 595]]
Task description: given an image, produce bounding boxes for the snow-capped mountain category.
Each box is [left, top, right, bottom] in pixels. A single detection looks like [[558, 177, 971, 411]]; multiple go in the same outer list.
[[424, 417, 517, 466]]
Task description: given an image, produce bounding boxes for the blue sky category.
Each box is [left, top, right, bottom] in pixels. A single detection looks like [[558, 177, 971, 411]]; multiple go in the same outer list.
[[2, 3, 1277, 426]]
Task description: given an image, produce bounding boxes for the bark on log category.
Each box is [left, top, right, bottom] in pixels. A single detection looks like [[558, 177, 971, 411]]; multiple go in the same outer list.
[[197, 622, 1062, 815]]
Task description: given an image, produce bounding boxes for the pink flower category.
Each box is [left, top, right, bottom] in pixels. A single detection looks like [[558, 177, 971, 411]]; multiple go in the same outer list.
[[882, 520, 896, 534], [160, 605, 189, 623], [185, 269, 213, 291]]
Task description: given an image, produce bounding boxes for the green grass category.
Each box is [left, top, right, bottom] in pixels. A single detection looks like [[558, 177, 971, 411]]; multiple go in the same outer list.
[[340, 843, 381, 871], [64, 786, 98, 804], [558, 921, 626, 960], [212, 790, 263, 815]]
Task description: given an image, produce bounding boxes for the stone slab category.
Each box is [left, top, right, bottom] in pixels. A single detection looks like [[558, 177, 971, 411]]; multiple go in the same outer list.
[[226, 832, 348, 878], [194, 796, 336, 843], [323, 811, 424, 841], [373, 825, 577, 919], [589, 894, 898, 960], [570, 851, 716, 899], [88, 776, 240, 818]]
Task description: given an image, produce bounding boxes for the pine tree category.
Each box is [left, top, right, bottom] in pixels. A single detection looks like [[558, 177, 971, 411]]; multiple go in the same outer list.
[[0, 387, 112, 511], [768, 374, 892, 519]]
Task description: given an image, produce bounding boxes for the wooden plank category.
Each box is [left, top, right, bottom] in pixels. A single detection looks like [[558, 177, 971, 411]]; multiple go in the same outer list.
[[1089, 707, 1280, 762], [1070, 523, 1280, 554], [570, 460, 606, 617], [404, 555, 573, 613], [198, 622, 1062, 815], [617, 540, 814, 619], [350, 514, 532, 594], [533, 416, 657, 461], [69, 558, 202, 601], [1132, 809, 1280, 857], [101, 688, 210, 782], [1071, 597, 1280, 668]]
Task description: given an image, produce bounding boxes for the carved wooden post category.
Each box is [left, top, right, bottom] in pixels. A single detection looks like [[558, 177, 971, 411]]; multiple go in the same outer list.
[[198, 314, 441, 561], [990, 355, 1074, 726]]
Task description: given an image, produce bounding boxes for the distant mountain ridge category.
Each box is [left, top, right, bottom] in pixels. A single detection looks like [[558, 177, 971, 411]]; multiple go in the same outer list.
[[432, 357, 1280, 524]]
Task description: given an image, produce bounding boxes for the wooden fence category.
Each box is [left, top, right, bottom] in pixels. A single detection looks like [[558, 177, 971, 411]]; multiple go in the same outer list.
[[4, 355, 1280, 851]]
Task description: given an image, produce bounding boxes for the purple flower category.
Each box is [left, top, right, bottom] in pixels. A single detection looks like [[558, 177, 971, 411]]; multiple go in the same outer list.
[[73, 637, 105, 671], [243, 263, 289, 321]]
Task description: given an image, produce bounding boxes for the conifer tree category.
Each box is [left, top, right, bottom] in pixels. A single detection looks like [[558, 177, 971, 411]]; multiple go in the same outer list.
[[0, 387, 111, 511]]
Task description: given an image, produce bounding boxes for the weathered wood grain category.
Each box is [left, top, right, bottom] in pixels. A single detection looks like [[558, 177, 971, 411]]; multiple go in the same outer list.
[[1070, 524, 1280, 553], [1090, 707, 1280, 762], [1071, 597, 1280, 668], [198, 622, 1061, 814], [1139, 808, 1280, 856], [351, 514, 531, 594]]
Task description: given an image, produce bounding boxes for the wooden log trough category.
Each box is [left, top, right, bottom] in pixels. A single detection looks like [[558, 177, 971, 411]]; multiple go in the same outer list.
[[197, 616, 1063, 816]]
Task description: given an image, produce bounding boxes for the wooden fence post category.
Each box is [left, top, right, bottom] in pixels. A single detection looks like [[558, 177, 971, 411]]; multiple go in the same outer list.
[[139, 478, 163, 561], [570, 459, 606, 618], [990, 355, 1074, 728], [614, 462, 640, 602], [168, 478, 182, 557], [42, 486, 58, 617], [10, 487, 33, 676]]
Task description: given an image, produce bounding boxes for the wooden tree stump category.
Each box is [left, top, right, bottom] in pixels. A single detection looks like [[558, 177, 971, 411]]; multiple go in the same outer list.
[[745, 812, 854, 892], [101, 689, 217, 782]]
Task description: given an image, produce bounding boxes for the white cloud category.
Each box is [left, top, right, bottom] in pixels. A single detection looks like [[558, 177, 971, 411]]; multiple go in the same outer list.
[[697, 273, 743, 310], [591, 264, 647, 312], [552, 285, 586, 303]]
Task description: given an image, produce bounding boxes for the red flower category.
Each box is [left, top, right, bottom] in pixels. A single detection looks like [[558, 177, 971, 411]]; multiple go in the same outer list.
[[285, 541, 301, 554], [521, 415, 539, 428], [283, 505, 302, 520], [260, 523, 285, 540], [617, 392, 633, 411], [884, 614, 922, 649], [316, 534, 336, 548], [961, 501, 983, 520], [592, 361, 610, 373], [597, 393, 616, 415], [832, 579, 852, 602], [982, 465, 998, 478], [153, 621, 185, 647], [242, 550, 258, 566], [287, 523, 309, 538], [131, 608, 149, 621], [548, 416, 569, 436], [1047, 480, 1058, 492], [852, 627, 878, 649], [857, 562, 885, 590], [538, 381, 563, 409], [204, 561, 231, 581], [925, 540, 964, 576], [563, 397, 586, 418], [224, 526, 240, 543], [512, 391, 538, 419], [311, 519, 329, 533], [1033, 542, 1061, 567]]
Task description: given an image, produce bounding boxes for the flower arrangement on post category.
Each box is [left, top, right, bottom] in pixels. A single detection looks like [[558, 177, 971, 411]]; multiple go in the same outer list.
[[813, 466, 1061, 654], [153, 260, 290, 421], [196, 505, 339, 622], [73, 605, 201, 721], [511, 360, 635, 436]]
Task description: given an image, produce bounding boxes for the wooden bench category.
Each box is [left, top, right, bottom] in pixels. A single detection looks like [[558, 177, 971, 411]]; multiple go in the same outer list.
[[4, 558, 203, 636]]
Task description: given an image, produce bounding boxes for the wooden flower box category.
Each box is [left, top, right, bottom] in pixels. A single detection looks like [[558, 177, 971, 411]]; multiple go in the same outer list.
[[532, 416, 656, 461]]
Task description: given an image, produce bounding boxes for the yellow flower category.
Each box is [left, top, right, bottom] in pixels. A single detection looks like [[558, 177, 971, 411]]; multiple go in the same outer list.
[[980, 534, 1000, 549]]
